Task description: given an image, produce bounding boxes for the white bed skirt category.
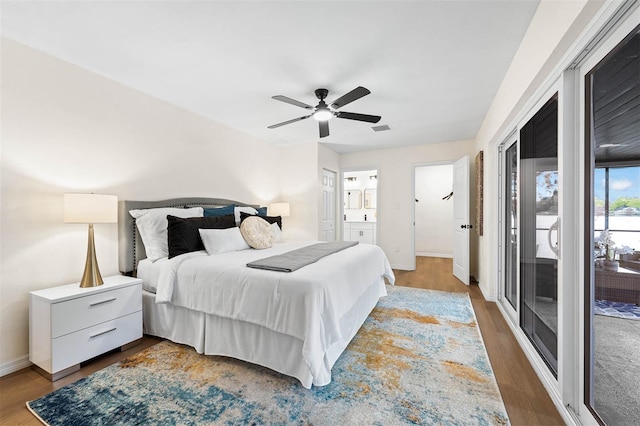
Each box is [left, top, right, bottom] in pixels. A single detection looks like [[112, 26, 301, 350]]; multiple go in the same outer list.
[[142, 278, 386, 388]]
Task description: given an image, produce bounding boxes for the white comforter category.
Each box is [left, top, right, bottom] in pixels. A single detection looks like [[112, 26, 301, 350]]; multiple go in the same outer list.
[[154, 241, 395, 385]]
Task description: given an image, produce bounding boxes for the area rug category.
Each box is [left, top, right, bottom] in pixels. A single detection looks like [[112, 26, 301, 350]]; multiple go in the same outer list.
[[595, 299, 640, 319], [28, 285, 509, 425]]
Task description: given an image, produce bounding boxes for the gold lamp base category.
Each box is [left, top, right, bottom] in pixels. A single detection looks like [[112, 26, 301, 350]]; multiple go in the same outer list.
[[80, 224, 104, 288]]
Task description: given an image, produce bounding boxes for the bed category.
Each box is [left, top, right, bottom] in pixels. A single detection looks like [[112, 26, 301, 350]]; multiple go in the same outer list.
[[118, 197, 395, 388]]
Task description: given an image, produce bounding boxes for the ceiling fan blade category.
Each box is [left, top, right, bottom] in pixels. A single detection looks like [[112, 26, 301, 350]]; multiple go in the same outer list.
[[330, 86, 371, 109], [336, 111, 382, 123], [272, 95, 314, 110], [319, 120, 330, 138], [268, 115, 312, 129]]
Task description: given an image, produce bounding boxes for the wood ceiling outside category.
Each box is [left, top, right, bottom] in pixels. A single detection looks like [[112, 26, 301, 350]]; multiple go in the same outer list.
[[593, 29, 639, 164]]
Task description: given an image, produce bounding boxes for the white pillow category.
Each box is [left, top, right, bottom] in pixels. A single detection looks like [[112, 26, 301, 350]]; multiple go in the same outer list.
[[129, 207, 203, 261], [271, 222, 284, 243], [199, 227, 250, 255], [234, 206, 258, 224]]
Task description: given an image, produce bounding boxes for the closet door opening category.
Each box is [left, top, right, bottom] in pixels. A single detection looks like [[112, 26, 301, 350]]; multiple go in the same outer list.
[[414, 163, 454, 259]]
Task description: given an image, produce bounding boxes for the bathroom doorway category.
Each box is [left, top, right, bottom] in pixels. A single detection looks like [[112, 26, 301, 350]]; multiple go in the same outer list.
[[342, 169, 377, 244]]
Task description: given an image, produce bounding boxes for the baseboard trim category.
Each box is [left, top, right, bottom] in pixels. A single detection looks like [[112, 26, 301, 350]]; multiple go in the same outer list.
[[0, 355, 31, 377], [390, 263, 414, 271], [477, 282, 497, 302], [416, 252, 453, 258]]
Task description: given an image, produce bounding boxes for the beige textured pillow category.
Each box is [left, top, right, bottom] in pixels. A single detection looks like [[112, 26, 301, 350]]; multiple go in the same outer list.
[[240, 216, 275, 249]]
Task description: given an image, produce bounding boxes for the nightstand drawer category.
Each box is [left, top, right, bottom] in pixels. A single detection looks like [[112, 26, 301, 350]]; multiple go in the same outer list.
[[51, 284, 141, 338], [51, 311, 142, 373]]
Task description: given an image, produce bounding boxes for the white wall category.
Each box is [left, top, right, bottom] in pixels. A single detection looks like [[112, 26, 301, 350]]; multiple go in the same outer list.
[[473, 0, 603, 299], [415, 164, 454, 257], [0, 39, 283, 372], [278, 143, 319, 241], [340, 140, 475, 271]]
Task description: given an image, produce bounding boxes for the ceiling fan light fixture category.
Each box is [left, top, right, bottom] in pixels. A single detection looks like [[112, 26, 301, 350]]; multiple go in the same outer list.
[[269, 86, 380, 137], [313, 108, 333, 122]]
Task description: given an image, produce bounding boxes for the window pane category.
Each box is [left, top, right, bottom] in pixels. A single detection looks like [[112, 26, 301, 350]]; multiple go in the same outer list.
[[587, 26, 639, 425], [520, 95, 558, 377]]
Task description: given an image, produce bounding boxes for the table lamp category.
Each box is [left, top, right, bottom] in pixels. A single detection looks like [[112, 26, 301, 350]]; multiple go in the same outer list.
[[64, 193, 118, 288], [269, 202, 290, 218]]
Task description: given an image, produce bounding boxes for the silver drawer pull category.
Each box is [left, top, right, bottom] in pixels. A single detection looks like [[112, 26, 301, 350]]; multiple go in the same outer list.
[[89, 297, 116, 307], [89, 328, 117, 339]]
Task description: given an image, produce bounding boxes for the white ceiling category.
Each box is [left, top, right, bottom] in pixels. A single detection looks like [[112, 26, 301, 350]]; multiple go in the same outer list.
[[1, 1, 539, 153]]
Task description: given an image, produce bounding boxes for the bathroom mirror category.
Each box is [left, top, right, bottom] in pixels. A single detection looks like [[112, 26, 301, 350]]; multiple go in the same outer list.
[[364, 189, 377, 209], [344, 190, 362, 209]]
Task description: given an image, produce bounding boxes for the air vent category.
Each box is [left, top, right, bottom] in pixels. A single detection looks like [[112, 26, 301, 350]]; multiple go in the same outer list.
[[371, 124, 391, 132]]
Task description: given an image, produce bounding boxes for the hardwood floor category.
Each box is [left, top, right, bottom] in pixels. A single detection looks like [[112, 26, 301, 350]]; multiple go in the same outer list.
[[0, 336, 163, 425], [1, 257, 563, 425]]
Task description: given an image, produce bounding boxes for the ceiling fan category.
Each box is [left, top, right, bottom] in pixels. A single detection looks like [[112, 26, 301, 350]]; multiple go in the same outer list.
[[268, 86, 381, 138]]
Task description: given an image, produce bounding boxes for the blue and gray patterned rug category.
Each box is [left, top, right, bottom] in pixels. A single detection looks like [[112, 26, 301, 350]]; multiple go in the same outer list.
[[28, 286, 509, 425]]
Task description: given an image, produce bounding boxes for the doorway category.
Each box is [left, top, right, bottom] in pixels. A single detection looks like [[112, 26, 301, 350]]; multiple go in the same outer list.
[[414, 163, 454, 258], [342, 169, 377, 244], [413, 158, 471, 283]]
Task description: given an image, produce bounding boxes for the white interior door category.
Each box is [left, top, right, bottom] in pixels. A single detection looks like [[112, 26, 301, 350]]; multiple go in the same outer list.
[[453, 156, 470, 285], [321, 169, 336, 241]]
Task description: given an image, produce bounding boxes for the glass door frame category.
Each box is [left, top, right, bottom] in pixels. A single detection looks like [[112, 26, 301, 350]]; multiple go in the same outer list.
[[520, 93, 560, 378], [496, 81, 566, 398], [577, 10, 640, 425], [498, 134, 520, 325]]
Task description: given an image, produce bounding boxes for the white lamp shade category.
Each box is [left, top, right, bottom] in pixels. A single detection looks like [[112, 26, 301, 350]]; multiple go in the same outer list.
[[64, 193, 118, 224], [269, 202, 290, 217]]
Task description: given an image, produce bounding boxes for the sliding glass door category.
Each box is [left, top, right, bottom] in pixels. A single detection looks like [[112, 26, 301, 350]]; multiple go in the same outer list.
[[499, 92, 560, 377], [520, 95, 559, 376], [496, 4, 638, 424], [584, 24, 639, 425]]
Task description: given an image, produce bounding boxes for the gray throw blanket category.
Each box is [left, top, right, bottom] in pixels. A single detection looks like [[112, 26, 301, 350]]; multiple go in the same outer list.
[[246, 241, 359, 272]]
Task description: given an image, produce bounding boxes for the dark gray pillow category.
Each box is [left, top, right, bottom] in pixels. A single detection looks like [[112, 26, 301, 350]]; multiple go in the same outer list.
[[167, 214, 236, 258], [239, 212, 282, 230]]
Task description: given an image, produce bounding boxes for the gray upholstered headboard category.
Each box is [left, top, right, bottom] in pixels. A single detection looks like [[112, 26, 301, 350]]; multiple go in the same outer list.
[[118, 197, 259, 275]]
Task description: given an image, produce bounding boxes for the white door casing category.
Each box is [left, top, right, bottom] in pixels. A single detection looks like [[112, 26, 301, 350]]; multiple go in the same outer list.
[[453, 155, 470, 285]]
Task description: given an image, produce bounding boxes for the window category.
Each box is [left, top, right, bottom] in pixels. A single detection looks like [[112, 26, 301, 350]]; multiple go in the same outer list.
[[594, 165, 640, 251]]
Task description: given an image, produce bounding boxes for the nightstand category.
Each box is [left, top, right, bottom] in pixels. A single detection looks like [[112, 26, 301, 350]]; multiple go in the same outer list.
[[29, 275, 143, 381]]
